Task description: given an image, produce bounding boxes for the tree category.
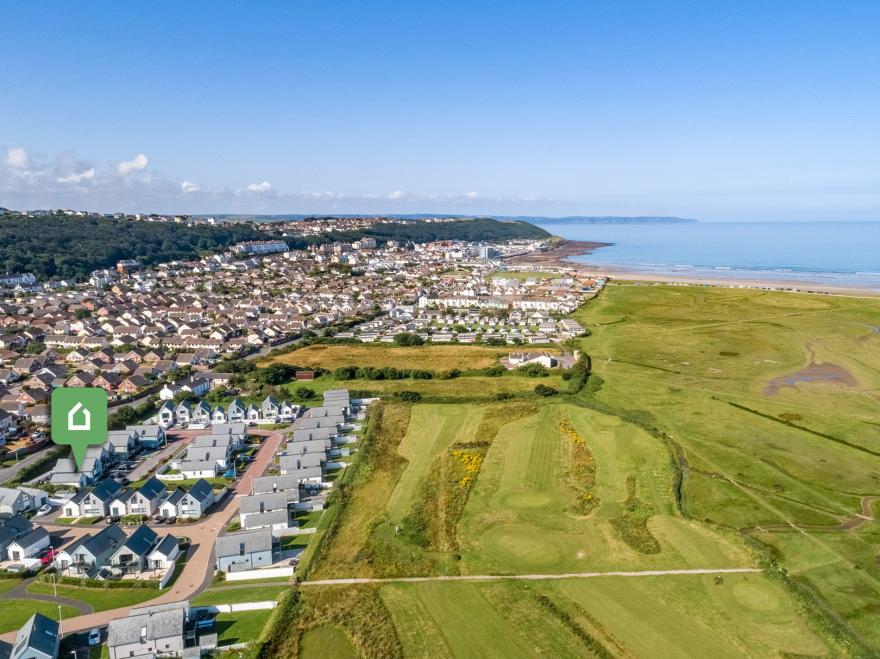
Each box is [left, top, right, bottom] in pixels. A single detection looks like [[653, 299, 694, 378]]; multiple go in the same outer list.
[[395, 390, 422, 402], [393, 332, 425, 347], [255, 363, 296, 385], [294, 386, 316, 400], [25, 341, 46, 355]]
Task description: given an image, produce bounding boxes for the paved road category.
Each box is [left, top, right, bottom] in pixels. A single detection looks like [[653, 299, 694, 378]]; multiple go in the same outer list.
[[127, 430, 202, 481], [302, 567, 763, 586], [6, 575, 94, 614], [0, 428, 286, 642], [0, 447, 49, 484]]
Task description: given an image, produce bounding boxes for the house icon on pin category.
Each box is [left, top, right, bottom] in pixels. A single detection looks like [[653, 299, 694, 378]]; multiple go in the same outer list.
[[67, 401, 91, 432]]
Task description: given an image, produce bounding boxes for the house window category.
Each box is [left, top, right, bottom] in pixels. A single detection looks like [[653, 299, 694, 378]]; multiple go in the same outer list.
[[239, 543, 245, 556]]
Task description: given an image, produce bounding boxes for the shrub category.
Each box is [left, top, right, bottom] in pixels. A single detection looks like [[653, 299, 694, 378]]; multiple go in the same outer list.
[[534, 384, 558, 397], [395, 391, 422, 403]]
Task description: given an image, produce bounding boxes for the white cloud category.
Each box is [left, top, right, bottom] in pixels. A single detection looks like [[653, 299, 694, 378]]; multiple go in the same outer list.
[[57, 168, 95, 184], [181, 180, 201, 193], [117, 153, 149, 176], [388, 190, 405, 200], [55, 151, 95, 184], [466, 191, 479, 199], [246, 181, 272, 194], [6, 147, 30, 171]]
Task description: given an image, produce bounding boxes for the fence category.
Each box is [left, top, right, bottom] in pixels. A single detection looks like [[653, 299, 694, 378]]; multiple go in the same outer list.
[[224, 566, 294, 581]]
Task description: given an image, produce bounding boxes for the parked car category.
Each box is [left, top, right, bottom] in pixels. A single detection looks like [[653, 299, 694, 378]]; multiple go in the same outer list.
[[195, 611, 214, 630], [35, 504, 52, 516], [38, 548, 57, 565], [88, 628, 101, 646]]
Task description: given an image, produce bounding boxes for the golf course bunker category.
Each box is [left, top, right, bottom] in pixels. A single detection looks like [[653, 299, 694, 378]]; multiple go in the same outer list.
[[763, 361, 857, 395]]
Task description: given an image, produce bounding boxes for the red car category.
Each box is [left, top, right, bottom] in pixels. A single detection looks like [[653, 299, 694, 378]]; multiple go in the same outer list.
[[39, 548, 58, 565]]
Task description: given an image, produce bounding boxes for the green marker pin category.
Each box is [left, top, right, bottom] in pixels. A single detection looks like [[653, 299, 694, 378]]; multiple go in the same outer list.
[[51, 388, 109, 469]]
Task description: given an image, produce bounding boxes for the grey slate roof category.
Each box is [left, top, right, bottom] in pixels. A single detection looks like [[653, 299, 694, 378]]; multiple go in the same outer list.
[[13, 612, 59, 659], [239, 491, 287, 515], [214, 529, 273, 558], [108, 608, 185, 646], [243, 509, 288, 530]]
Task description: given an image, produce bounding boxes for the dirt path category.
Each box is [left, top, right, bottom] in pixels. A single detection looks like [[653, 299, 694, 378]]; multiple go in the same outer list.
[[301, 567, 762, 586]]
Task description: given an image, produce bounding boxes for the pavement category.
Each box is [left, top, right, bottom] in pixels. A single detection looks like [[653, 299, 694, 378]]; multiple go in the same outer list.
[[0, 446, 50, 484], [0, 427, 286, 642]]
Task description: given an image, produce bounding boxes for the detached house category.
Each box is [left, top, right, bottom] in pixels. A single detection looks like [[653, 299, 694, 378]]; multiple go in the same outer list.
[[215, 529, 274, 572], [109, 525, 159, 575], [56, 523, 127, 578], [239, 491, 289, 531], [126, 477, 167, 517], [175, 479, 214, 519]]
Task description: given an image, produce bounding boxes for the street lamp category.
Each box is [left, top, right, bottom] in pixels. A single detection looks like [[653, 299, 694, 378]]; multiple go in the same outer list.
[[57, 604, 63, 639]]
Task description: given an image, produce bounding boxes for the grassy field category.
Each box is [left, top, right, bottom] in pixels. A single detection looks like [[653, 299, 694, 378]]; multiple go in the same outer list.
[[570, 283, 880, 650], [215, 610, 271, 646], [192, 584, 291, 606], [0, 600, 80, 633], [299, 625, 358, 658], [263, 344, 519, 370], [377, 573, 826, 658], [26, 581, 159, 611], [282, 283, 880, 656]]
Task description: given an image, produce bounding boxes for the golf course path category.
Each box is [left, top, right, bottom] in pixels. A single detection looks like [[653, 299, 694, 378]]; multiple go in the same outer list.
[[302, 567, 762, 586]]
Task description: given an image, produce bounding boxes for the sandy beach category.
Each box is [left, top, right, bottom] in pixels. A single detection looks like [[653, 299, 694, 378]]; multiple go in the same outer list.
[[518, 240, 880, 298]]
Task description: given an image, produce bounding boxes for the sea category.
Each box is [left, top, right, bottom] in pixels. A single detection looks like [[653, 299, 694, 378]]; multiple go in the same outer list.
[[539, 221, 880, 290]]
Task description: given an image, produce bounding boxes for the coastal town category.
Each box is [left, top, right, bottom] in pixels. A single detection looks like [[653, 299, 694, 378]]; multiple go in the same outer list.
[[0, 213, 601, 658]]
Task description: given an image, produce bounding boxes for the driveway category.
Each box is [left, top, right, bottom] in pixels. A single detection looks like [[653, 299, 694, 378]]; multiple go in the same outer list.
[[0, 427, 286, 642]]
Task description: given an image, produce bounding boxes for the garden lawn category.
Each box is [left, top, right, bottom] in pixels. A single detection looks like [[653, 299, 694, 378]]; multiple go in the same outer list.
[[191, 584, 290, 606], [26, 582, 159, 611], [0, 600, 79, 633]]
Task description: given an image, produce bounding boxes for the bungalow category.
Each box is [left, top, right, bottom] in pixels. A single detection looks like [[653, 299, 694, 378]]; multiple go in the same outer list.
[[11, 613, 59, 659], [158, 375, 210, 401], [215, 529, 274, 572], [279, 452, 323, 473]]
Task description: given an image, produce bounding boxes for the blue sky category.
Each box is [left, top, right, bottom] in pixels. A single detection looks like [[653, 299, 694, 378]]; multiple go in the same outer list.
[[1, 1, 878, 220]]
